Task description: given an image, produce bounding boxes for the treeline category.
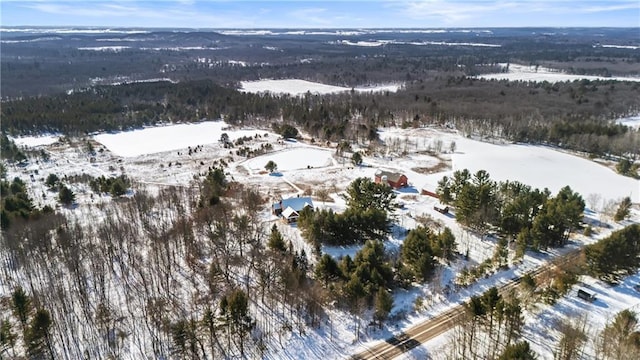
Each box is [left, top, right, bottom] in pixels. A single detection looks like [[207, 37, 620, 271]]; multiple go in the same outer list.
[[585, 224, 640, 283], [4, 75, 640, 157], [9, 73, 630, 156], [0, 134, 27, 163], [0, 80, 281, 135], [437, 169, 585, 252]]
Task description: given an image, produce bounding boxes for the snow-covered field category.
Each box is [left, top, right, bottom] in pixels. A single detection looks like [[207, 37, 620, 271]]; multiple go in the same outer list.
[[240, 79, 401, 96], [245, 147, 335, 172], [451, 137, 639, 204], [10, 134, 60, 147], [599, 44, 640, 50], [93, 121, 259, 157], [333, 39, 500, 47], [617, 114, 640, 129], [378, 127, 639, 204], [478, 63, 640, 83], [77, 46, 131, 52]]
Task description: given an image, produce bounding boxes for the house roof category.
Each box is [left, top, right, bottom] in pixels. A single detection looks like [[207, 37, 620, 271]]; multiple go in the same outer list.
[[273, 196, 314, 212], [375, 169, 406, 183], [281, 206, 299, 218]]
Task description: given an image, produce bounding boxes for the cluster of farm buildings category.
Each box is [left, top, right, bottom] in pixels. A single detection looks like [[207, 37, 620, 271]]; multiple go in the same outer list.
[[271, 168, 448, 222]]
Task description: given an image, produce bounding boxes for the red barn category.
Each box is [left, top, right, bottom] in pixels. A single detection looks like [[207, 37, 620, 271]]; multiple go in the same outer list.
[[374, 169, 408, 189]]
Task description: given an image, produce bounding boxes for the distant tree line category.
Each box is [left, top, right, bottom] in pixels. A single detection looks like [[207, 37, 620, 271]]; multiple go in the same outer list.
[[3, 76, 639, 157]]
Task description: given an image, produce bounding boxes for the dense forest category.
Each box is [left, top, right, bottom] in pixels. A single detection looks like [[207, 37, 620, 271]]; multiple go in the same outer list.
[[2, 27, 639, 98], [2, 76, 640, 157], [3, 27, 639, 157]]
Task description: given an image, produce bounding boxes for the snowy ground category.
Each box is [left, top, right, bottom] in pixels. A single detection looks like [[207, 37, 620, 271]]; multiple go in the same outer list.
[[526, 269, 640, 359], [395, 208, 640, 360], [617, 114, 640, 129], [93, 121, 260, 157], [378, 127, 639, 204], [240, 79, 401, 96], [10, 134, 61, 147], [332, 39, 500, 47], [477, 63, 640, 83], [7, 121, 640, 360], [244, 147, 336, 173]]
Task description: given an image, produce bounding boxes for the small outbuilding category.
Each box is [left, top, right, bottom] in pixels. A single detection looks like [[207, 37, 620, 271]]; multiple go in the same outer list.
[[374, 169, 408, 189], [434, 203, 449, 214], [577, 288, 596, 302]]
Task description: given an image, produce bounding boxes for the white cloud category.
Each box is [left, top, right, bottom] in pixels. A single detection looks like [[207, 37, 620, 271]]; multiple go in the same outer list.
[[21, 1, 259, 28], [581, 2, 639, 13], [398, 0, 522, 24], [393, 0, 639, 25]]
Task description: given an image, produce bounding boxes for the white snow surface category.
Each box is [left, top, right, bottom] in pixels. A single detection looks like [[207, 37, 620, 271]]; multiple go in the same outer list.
[[526, 272, 640, 359], [617, 114, 640, 129], [77, 46, 131, 51], [240, 79, 401, 96], [378, 127, 639, 203], [10, 135, 60, 147], [245, 147, 335, 172], [478, 63, 640, 83], [93, 121, 258, 157], [599, 44, 640, 50], [450, 137, 640, 203]]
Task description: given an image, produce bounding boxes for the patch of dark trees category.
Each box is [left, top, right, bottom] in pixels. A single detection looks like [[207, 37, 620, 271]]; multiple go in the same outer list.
[[2, 27, 639, 98], [3, 76, 640, 157], [585, 224, 640, 283]]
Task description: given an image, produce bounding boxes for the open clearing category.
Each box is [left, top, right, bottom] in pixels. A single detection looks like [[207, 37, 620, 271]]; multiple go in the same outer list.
[[245, 147, 335, 172], [10, 134, 60, 147], [93, 121, 260, 157], [478, 63, 640, 83], [240, 79, 401, 96], [451, 137, 639, 204], [617, 114, 640, 129]]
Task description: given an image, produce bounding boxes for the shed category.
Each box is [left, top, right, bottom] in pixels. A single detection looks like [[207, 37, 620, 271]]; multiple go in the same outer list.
[[434, 203, 449, 214], [577, 288, 596, 302], [374, 169, 408, 189]]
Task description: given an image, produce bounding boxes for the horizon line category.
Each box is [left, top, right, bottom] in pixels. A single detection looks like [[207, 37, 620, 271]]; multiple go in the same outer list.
[[2, 25, 639, 30]]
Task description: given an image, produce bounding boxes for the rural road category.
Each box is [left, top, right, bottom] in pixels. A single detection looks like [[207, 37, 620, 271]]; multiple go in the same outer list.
[[351, 249, 582, 360]]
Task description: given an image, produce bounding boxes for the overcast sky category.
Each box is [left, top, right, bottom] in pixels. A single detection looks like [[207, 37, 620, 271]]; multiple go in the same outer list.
[[2, 0, 639, 28]]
